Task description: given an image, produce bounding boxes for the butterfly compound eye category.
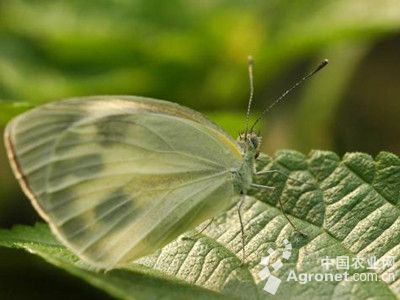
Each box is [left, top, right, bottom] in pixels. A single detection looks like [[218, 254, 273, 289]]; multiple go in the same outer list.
[[250, 136, 259, 149]]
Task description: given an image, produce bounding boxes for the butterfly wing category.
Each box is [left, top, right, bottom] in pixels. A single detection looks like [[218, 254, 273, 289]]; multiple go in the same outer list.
[[4, 96, 242, 268]]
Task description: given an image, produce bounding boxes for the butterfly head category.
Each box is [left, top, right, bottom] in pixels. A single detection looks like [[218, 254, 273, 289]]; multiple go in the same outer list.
[[240, 56, 328, 161], [237, 132, 262, 159]]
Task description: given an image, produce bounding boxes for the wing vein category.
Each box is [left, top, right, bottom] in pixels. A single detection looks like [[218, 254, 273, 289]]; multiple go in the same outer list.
[[113, 176, 228, 264], [77, 171, 229, 259], [55, 170, 228, 225]]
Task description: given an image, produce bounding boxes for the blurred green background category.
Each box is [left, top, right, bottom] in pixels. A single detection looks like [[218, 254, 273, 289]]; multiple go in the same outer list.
[[1, 0, 400, 299]]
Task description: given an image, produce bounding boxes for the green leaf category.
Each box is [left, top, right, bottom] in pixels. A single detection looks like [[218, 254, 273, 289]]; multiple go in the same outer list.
[[1, 150, 400, 299]]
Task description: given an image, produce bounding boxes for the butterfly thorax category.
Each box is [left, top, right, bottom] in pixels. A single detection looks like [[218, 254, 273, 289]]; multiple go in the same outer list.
[[233, 132, 262, 194]]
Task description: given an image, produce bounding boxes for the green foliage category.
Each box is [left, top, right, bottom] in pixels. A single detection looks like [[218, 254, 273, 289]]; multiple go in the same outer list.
[[1, 150, 399, 299], [1, 0, 400, 113], [1, 1, 400, 298]]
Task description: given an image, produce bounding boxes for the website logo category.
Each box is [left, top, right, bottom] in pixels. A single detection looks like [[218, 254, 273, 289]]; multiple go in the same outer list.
[[257, 239, 292, 295]]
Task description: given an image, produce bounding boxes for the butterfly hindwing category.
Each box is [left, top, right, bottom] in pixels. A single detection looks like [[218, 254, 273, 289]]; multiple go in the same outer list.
[[5, 96, 242, 268]]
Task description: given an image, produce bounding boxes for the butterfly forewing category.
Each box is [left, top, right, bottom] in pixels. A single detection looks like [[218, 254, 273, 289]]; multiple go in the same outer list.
[[5, 96, 242, 268]]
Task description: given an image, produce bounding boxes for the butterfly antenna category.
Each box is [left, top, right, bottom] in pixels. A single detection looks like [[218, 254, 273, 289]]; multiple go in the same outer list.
[[250, 59, 328, 132], [244, 55, 254, 139]]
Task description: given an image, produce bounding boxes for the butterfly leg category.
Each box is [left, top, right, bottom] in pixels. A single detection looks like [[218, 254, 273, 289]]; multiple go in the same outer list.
[[256, 170, 288, 176], [237, 193, 246, 264], [256, 169, 314, 188], [252, 183, 307, 237], [250, 183, 275, 190], [197, 217, 214, 235], [182, 217, 214, 241], [276, 196, 306, 236]]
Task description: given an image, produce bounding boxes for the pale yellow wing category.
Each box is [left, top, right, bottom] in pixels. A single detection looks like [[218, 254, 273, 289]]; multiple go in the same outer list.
[[4, 96, 242, 268]]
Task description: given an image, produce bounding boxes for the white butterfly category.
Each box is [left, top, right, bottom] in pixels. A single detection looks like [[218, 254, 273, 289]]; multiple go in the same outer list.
[[4, 58, 327, 269]]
